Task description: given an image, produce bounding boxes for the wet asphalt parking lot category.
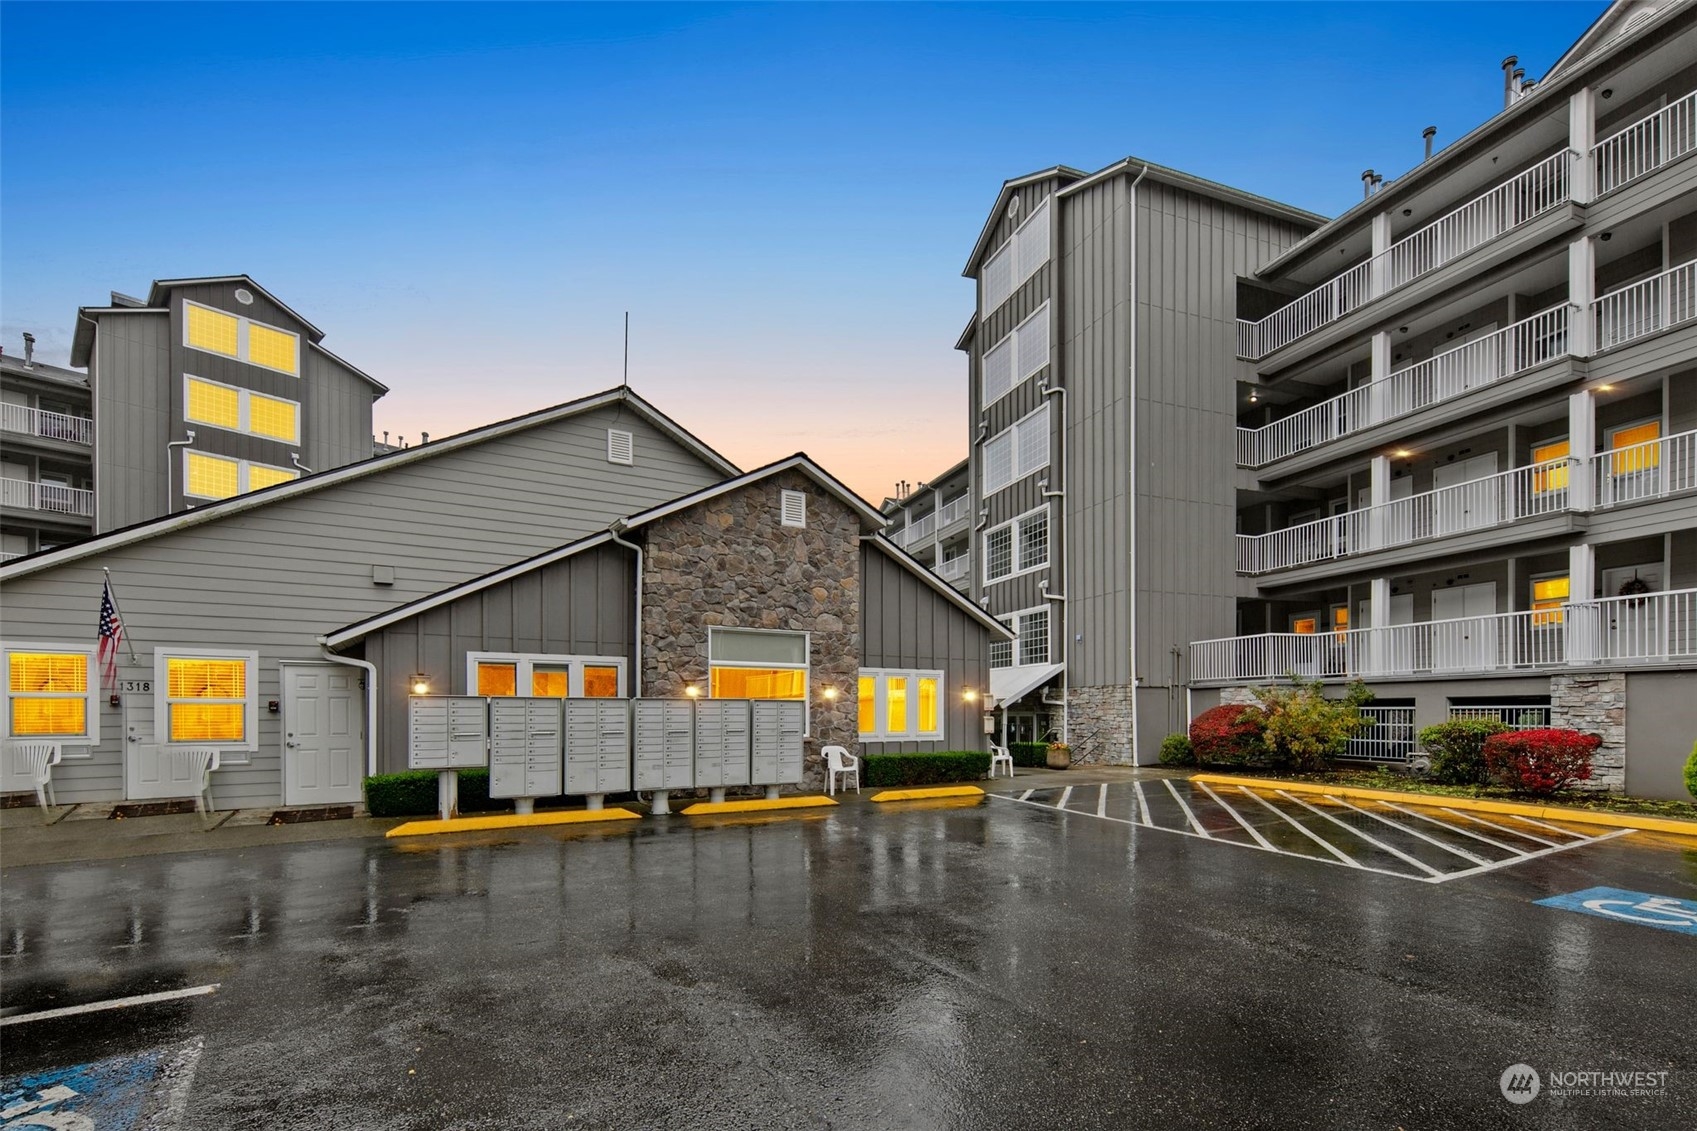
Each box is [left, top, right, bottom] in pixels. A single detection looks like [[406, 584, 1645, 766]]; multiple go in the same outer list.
[[2, 777, 1694, 1130]]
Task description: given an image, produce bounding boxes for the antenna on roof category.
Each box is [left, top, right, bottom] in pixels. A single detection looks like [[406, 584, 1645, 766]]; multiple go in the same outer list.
[[623, 311, 630, 388]]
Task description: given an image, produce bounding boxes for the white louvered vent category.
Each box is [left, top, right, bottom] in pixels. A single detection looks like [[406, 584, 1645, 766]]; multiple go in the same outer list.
[[607, 428, 634, 465], [780, 489, 807, 528]]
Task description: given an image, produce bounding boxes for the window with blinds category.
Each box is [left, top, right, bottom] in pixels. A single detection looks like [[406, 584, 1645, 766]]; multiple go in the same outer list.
[[183, 300, 299, 375], [980, 303, 1051, 408], [981, 404, 1050, 495], [979, 198, 1051, 314], [186, 377, 299, 443], [184, 451, 298, 500], [160, 652, 255, 745], [5, 648, 94, 739]]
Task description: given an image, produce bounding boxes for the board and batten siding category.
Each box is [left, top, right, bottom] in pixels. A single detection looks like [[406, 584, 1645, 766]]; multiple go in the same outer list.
[[91, 311, 173, 534], [0, 402, 726, 806], [358, 544, 636, 773], [859, 543, 992, 753]]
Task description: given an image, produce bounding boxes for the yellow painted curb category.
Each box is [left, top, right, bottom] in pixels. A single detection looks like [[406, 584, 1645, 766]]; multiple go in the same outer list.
[[1190, 773, 1697, 840], [870, 786, 986, 803], [679, 796, 839, 815], [386, 808, 641, 837]]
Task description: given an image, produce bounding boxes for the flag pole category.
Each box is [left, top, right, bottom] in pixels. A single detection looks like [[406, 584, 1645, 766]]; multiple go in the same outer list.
[[102, 567, 139, 664]]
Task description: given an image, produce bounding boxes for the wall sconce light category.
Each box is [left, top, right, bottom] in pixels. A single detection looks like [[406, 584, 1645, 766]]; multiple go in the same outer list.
[[1248, 389, 1259, 403], [963, 688, 979, 703], [1392, 449, 1413, 459], [409, 673, 430, 695], [685, 685, 702, 698], [821, 686, 839, 702]]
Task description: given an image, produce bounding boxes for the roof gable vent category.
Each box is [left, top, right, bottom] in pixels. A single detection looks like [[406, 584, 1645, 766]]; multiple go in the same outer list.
[[607, 428, 634, 465], [780, 489, 807, 528]]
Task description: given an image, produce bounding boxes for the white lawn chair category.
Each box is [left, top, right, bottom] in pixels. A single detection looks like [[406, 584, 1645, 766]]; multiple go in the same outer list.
[[171, 748, 223, 814], [7, 741, 63, 812], [989, 743, 1014, 779], [822, 745, 860, 796]]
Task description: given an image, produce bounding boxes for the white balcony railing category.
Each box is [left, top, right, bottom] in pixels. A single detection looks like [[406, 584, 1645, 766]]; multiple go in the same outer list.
[[1237, 151, 1571, 359], [1594, 259, 1697, 352], [936, 555, 971, 583], [1595, 89, 1697, 197], [1191, 588, 1697, 684], [936, 495, 971, 530], [0, 477, 94, 517], [0, 403, 93, 446], [1592, 428, 1697, 508], [897, 512, 936, 548], [0, 551, 23, 563], [1237, 305, 1571, 468], [1237, 458, 1573, 575]]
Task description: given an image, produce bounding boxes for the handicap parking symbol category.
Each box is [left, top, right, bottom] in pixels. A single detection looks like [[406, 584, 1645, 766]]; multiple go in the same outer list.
[[0, 1039, 202, 1129], [1535, 886, 1697, 935]]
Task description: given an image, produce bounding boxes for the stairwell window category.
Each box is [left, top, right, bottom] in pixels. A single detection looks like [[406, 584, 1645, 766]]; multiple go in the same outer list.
[[185, 376, 300, 443], [981, 303, 1051, 408], [157, 649, 257, 748], [983, 507, 1048, 583], [183, 451, 299, 500], [184, 301, 299, 376], [993, 608, 1049, 668], [981, 404, 1050, 495], [5, 646, 95, 740], [980, 198, 1051, 314]]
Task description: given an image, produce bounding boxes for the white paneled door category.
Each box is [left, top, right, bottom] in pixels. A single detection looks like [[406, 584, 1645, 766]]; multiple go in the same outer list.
[[1432, 453, 1500, 536], [1431, 582, 1499, 672], [124, 666, 198, 800], [284, 665, 364, 805]]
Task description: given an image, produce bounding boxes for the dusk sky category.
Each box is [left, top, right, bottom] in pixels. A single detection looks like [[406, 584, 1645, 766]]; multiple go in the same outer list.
[[2, 1, 1602, 500]]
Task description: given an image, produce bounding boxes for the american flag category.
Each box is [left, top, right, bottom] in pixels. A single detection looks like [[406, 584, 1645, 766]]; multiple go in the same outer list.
[[97, 579, 124, 690]]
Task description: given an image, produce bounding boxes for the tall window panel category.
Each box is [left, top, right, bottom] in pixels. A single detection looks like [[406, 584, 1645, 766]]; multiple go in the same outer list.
[[980, 404, 1050, 495], [992, 609, 1050, 667], [857, 669, 944, 741], [978, 198, 1051, 316], [980, 303, 1051, 409], [984, 526, 1014, 581], [984, 507, 1048, 583]]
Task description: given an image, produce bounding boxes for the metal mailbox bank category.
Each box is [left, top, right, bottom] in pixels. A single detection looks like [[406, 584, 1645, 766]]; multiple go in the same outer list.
[[488, 697, 562, 814], [751, 700, 805, 796], [563, 699, 630, 808], [693, 699, 751, 803], [408, 696, 489, 818], [633, 699, 695, 814]]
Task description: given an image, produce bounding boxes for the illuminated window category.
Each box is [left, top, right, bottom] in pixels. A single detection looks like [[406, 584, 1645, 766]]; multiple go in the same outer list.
[[185, 303, 239, 358], [186, 451, 240, 500], [157, 650, 256, 748], [183, 300, 299, 376], [1530, 439, 1570, 494], [246, 464, 298, 491], [1331, 606, 1349, 639], [1292, 617, 1318, 635], [5, 647, 94, 740], [708, 628, 809, 727], [185, 376, 300, 443], [186, 378, 240, 430], [465, 653, 625, 698], [247, 393, 299, 442], [1610, 422, 1661, 474], [857, 669, 944, 740], [1532, 576, 1570, 628]]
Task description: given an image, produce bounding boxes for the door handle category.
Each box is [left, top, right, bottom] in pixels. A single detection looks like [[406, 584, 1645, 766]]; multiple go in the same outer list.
[[127, 734, 141, 743], [286, 741, 300, 748]]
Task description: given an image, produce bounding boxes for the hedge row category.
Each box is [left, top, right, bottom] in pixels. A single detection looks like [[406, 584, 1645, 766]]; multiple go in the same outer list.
[[364, 769, 516, 817], [1008, 742, 1049, 768], [864, 751, 992, 786]]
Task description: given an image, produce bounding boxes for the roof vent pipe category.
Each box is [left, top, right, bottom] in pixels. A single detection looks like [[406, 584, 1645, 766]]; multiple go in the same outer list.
[[1372, 173, 1385, 193], [1423, 126, 1438, 161], [1362, 169, 1376, 199], [1502, 56, 1519, 108], [22, 333, 35, 367], [1513, 67, 1526, 97]]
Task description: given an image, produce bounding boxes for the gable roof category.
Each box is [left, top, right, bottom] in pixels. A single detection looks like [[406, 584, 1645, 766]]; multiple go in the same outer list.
[[0, 384, 740, 580], [148, 275, 326, 339], [1542, 0, 1665, 83], [321, 458, 1013, 647], [962, 166, 1086, 277]]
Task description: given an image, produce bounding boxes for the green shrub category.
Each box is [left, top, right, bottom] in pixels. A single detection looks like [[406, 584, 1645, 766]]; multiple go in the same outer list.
[[1009, 742, 1048, 768], [1158, 733, 1195, 766], [1684, 739, 1697, 802], [1417, 719, 1509, 785], [864, 751, 992, 786], [363, 768, 510, 817], [1251, 677, 1374, 772]]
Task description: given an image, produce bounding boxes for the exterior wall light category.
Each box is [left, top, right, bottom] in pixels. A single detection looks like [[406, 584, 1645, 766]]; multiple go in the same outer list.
[[409, 674, 431, 695], [821, 687, 839, 701], [685, 685, 702, 698], [963, 689, 979, 703]]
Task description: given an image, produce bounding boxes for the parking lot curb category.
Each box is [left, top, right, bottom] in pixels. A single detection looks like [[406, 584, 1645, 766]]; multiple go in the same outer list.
[[869, 786, 986, 803], [679, 796, 838, 815], [1189, 774, 1697, 840], [385, 809, 642, 837]]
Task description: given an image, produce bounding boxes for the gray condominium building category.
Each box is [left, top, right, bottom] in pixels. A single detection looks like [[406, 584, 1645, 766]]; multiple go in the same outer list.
[[960, 0, 1697, 798]]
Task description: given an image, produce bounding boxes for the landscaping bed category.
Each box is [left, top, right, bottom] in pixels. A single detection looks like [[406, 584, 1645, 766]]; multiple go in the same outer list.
[[864, 751, 991, 787]]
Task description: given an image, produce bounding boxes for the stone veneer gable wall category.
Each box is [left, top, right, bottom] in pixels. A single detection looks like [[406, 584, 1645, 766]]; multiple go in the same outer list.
[[640, 471, 862, 789]]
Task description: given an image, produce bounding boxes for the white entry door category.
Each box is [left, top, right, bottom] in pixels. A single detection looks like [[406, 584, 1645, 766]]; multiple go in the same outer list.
[[123, 666, 197, 800], [1432, 453, 1500, 536], [1431, 582, 1499, 672], [283, 665, 364, 805]]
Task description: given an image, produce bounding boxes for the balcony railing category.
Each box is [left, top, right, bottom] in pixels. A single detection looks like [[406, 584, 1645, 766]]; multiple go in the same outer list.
[[1592, 428, 1697, 507], [1237, 458, 1572, 575], [897, 512, 936, 548], [0, 403, 93, 446], [1448, 705, 1552, 730], [1595, 89, 1697, 196], [1237, 151, 1571, 359], [936, 555, 971, 582], [936, 495, 971, 530], [0, 551, 22, 563], [0, 477, 94, 517], [1237, 305, 1571, 468], [1594, 258, 1697, 352], [1190, 588, 1697, 684]]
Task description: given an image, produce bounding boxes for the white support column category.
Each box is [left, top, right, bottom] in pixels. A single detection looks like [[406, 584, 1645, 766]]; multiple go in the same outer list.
[[1368, 331, 1392, 426], [1369, 453, 1391, 553], [1368, 577, 1391, 676], [1568, 389, 1596, 510], [1568, 542, 1599, 666], [1569, 543, 1596, 604], [1370, 213, 1393, 297], [1569, 86, 1596, 205], [1568, 237, 1596, 358]]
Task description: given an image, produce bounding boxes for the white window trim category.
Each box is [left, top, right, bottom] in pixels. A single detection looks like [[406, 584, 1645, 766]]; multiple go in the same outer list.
[[996, 606, 1051, 667], [858, 668, 945, 742], [707, 627, 811, 734], [980, 302, 1051, 409], [464, 652, 629, 698], [981, 403, 1051, 496], [184, 374, 302, 444], [3, 642, 97, 745], [183, 299, 301, 376], [983, 505, 1049, 585], [154, 647, 259, 753], [979, 198, 1052, 314], [181, 449, 299, 501]]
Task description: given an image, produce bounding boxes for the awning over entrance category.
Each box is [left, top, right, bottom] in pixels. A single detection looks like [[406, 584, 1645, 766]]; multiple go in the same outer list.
[[990, 663, 1065, 709]]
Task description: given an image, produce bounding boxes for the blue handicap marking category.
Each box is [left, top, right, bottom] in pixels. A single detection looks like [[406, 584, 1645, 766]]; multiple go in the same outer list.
[[0, 1039, 201, 1129], [1536, 886, 1697, 935]]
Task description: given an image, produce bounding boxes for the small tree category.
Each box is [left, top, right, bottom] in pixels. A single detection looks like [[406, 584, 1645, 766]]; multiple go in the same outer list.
[[1251, 676, 1373, 772], [1189, 704, 1267, 767], [1483, 728, 1600, 795], [1417, 719, 1509, 785]]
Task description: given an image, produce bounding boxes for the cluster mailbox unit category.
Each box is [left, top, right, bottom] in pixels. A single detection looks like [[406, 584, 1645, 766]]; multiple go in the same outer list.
[[406, 695, 808, 819]]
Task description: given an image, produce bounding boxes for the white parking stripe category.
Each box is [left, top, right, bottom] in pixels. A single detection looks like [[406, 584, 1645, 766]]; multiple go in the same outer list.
[[1497, 812, 1591, 840], [1055, 786, 1073, 811], [1435, 827, 1635, 881], [1096, 783, 1108, 819], [1194, 781, 1278, 850], [1133, 781, 1152, 826], [1017, 789, 1034, 802], [1381, 801, 1532, 855], [1328, 796, 1491, 866], [1442, 808, 1563, 848], [1278, 792, 1445, 877], [1164, 778, 1209, 837], [1239, 788, 1364, 868], [1, 984, 220, 1026]]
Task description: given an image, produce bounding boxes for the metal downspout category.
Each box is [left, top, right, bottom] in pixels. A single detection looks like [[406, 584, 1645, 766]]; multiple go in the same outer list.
[[320, 647, 379, 777], [608, 521, 643, 697], [1126, 164, 1148, 765]]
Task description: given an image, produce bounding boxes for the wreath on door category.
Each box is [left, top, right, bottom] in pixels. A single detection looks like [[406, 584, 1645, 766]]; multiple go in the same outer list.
[[1617, 575, 1652, 607]]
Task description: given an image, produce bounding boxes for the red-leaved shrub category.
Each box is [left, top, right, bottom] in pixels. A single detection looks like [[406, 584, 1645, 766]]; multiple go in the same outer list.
[[1189, 704, 1267, 767], [1482, 728, 1600, 794]]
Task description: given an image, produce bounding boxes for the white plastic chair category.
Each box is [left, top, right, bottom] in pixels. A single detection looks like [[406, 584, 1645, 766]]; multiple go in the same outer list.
[[988, 743, 1014, 779], [171, 748, 223, 814], [8, 742, 63, 812], [822, 745, 859, 796]]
